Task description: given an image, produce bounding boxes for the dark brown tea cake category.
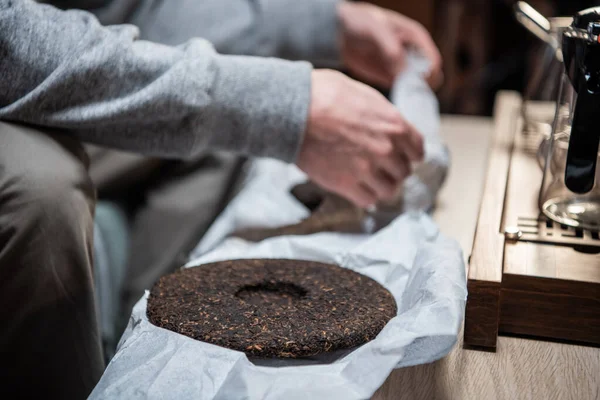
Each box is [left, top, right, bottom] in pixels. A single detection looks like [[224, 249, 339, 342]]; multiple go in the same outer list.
[[230, 182, 365, 242], [147, 259, 397, 358]]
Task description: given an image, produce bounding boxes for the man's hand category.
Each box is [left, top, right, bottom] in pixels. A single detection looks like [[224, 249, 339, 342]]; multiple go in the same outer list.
[[338, 1, 442, 89], [296, 70, 424, 208]]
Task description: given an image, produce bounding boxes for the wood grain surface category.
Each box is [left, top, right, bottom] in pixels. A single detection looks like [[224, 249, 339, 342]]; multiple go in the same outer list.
[[504, 241, 600, 285], [463, 92, 522, 349], [373, 332, 600, 400], [499, 288, 600, 345], [464, 281, 501, 349], [468, 92, 522, 283], [372, 114, 600, 400]]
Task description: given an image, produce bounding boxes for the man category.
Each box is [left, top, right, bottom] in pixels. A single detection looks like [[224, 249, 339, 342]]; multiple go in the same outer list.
[[0, 0, 441, 398]]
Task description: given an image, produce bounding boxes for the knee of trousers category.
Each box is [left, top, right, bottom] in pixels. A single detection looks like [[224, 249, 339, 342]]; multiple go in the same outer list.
[[0, 124, 104, 398], [0, 122, 97, 307]]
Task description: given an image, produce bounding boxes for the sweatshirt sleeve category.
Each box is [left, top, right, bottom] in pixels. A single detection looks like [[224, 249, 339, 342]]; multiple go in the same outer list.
[[128, 0, 343, 68], [255, 0, 341, 66], [0, 0, 311, 162]]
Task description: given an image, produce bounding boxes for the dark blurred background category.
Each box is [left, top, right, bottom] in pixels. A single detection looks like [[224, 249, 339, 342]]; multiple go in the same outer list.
[[364, 0, 598, 116]]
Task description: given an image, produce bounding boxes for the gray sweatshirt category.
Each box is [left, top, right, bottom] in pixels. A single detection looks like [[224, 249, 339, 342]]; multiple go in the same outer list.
[[0, 0, 341, 162]]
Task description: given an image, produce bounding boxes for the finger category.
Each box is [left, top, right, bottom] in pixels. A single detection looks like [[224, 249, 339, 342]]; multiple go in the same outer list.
[[403, 121, 425, 162], [392, 42, 406, 77], [330, 112, 394, 157], [360, 134, 394, 158], [346, 183, 378, 208], [348, 113, 395, 157], [427, 68, 444, 91], [394, 134, 424, 163], [376, 152, 411, 182], [376, 112, 424, 162], [403, 27, 441, 72], [397, 20, 443, 88], [376, 27, 405, 85], [389, 122, 424, 162], [361, 168, 400, 201]]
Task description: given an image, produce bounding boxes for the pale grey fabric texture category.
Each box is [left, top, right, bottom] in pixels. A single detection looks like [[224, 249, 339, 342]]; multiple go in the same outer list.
[[127, 0, 342, 66], [0, 0, 341, 162]]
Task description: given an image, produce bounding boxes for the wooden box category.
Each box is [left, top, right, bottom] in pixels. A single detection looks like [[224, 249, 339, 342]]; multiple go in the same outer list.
[[463, 92, 600, 351]]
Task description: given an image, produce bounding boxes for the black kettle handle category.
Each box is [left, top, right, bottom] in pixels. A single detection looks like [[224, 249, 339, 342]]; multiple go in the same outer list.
[[565, 85, 600, 193]]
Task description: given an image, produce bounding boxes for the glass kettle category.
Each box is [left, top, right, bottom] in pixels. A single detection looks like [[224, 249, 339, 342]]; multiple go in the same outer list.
[[539, 7, 600, 230]]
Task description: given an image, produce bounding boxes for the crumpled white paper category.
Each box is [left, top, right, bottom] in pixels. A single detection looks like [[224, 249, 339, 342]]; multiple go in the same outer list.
[[90, 54, 466, 400]]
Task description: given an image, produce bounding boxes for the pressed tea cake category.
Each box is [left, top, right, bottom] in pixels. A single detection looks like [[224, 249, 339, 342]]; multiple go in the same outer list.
[[231, 182, 365, 242], [147, 259, 397, 358]]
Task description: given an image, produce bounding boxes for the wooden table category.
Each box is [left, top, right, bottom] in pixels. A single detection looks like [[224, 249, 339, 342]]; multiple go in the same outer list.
[[373, 116, 600, 400]]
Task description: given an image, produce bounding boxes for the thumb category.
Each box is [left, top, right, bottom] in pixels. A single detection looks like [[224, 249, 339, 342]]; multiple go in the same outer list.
[[377, 29, 405, 80]]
